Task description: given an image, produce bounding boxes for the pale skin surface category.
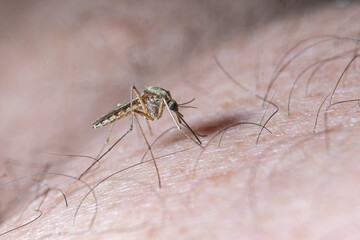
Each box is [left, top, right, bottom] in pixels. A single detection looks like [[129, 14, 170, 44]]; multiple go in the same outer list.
[[1, 1, 360, 240]]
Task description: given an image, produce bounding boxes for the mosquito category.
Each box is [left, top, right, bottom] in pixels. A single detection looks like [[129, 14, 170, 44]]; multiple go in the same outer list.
[[79, 86, 202, 188]]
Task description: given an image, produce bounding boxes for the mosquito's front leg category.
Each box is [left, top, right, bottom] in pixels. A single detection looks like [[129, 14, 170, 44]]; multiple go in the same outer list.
[[163, 98, 202, 147]]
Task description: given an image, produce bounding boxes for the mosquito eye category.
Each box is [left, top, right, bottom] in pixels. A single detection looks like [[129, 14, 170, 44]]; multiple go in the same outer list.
[[169, 101, 177, 111]]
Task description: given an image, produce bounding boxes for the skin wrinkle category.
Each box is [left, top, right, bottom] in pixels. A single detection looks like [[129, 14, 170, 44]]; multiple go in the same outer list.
[[1, 1, 360, 240]]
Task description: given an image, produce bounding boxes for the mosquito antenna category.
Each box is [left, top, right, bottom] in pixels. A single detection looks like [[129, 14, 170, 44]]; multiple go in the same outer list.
[[179, 105, 198, 109], [178, 98, 196, 106]]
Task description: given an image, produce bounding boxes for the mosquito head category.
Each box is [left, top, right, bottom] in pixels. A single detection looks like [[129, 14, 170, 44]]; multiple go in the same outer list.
[[168, 100, 179, 112]]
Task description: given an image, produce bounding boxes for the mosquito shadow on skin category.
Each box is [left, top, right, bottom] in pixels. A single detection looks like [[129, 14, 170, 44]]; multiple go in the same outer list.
[[144, 111, 254, 149], [195, 111, 256, 136]]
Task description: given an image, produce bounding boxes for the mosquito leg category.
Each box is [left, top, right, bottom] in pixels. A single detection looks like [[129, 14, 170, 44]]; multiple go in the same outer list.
[[80, 86, 154, 180], [163, 98, 202, 147], [141, 127, 177, 163], [96, 123, 114, 159], [130, 85, 150, 123], [134, 114, 162, 188], [78, 127, 132, 180], [78, 86, 142, 180], [146, 119, 153, 136]]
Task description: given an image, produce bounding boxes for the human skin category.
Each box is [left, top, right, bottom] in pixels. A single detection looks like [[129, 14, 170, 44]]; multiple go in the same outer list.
[[1, 1, 360, 240]]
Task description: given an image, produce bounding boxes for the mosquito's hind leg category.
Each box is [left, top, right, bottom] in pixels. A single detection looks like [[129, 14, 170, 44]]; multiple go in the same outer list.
[[130, 85, 150, 130], [79, 126, 132, 180], [146, 119, 153, 136], [133, 114, 162, 188], [130, 87, 161, 187], [96, 123, 114, 160], [79, 86, 151, 180]]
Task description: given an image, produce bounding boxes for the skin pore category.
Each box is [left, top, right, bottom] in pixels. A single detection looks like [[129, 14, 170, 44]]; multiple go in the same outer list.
[[1, 1, 360, 239]]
